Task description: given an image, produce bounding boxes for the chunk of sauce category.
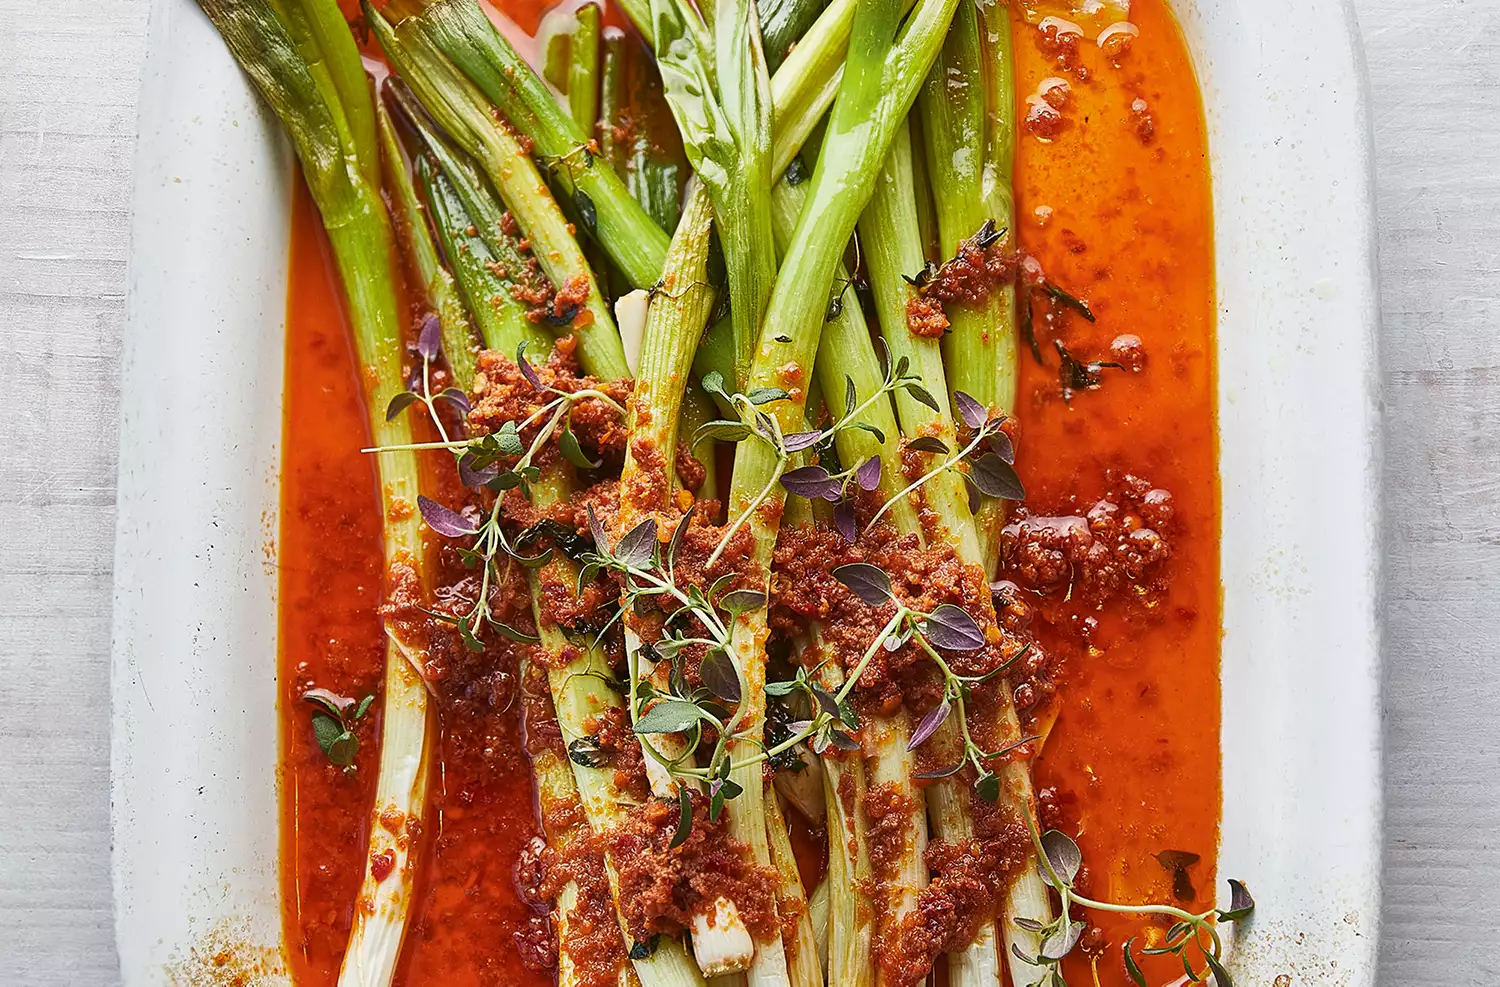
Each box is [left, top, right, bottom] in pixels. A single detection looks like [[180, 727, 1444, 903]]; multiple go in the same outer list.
[[280, 1, 1219, 986], [1011, 1, 1220, 984]]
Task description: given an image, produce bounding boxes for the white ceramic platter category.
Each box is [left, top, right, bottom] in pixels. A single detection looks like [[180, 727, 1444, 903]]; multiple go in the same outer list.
[[112, 0, 1382, 983]]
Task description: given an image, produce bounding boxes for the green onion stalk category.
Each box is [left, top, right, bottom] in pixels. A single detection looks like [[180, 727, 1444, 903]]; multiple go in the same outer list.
[[421, 187, 677, 987], [919, 1, 1019, 574], [192, 2, 432, 985], [384, 0, 671, 289], [613, 188, 763, 979], [920, 9, 1052, 986], [707, 4, 959, 987], [645, 0, 777, 389], [600, 28, 686, 234], [764, 780, 823, 987], [771, 170, 916, 987], [538, 1, 602, 135], [376, 94, 478, 387]]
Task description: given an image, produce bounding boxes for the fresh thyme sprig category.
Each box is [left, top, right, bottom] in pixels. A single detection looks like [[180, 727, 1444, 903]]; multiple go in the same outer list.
[[383, 314, 471, 441], [1012, 815, 1257, 987], [692, 347, 944, 551], [864, 389, 1025, 534], [823, 561, 1033, 800], [378, 338, 628, 649], [580, 507, 1021, 833]]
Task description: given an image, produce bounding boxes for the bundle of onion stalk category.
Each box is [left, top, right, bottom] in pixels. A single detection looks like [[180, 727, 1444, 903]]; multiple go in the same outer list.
[[190, 0, 1171, 986]]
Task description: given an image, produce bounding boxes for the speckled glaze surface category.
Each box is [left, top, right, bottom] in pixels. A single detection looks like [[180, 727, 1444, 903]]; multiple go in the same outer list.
[[110, 1, 1381, 984]]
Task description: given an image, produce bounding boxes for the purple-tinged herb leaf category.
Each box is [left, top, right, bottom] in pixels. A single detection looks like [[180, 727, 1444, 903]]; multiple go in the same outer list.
[[1020, 285, 1043, 365], [989, 428, 1015, 465], [971, 453, 1026, 500], [573, 189, 598, 236], [964, 474, 982, 514], [783, 430, 823, 452], [827, 730, 861, 751], [832, 562, 892, 605], [1042, 280, 1096, 322], [905, 436, 949, 455], [811, 685, 841, 721], [303, 688, 354, 719], [416, 313, 443, 361], [781, 465, 842, 502], [855, 455, 882, 492], [435, 387, 471, 415], [615, 518, 658, 568], [516, 341, 544, 392], [1039, 829, 1083, 888], [834, 501, 857, 543], [953, 390, 989, 430], [1217, 879, 1255, 922], [587, 504, 611, 554], [1155, 849, 1201, 902], [1055, 339, 1122, 399], [1040, 919, 1084, 961], [418, 495, 479, 537], [385, 391, 420, 421], [667, 504, 697, 567], [700, 649, 741, 703], [908, 699, 951, 750], [923, 604, 986, 651]]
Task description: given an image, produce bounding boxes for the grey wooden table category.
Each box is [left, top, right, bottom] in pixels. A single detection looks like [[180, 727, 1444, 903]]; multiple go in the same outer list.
[[0, 0, 1484, 983]]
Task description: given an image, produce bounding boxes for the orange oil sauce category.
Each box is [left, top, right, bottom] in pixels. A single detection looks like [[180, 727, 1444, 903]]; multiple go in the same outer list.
[[1009, 1, 1220, 984]]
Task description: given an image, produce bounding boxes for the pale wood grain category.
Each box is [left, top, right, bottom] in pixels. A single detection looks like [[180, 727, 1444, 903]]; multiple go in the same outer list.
[[0, 0, 149, 983], [1362, 1, 1500, 984], [0, 0, 1490, 984]]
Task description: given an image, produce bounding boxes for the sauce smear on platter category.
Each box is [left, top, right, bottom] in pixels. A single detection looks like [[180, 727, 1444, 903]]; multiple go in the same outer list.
[[278, 2, 1219, 985]]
